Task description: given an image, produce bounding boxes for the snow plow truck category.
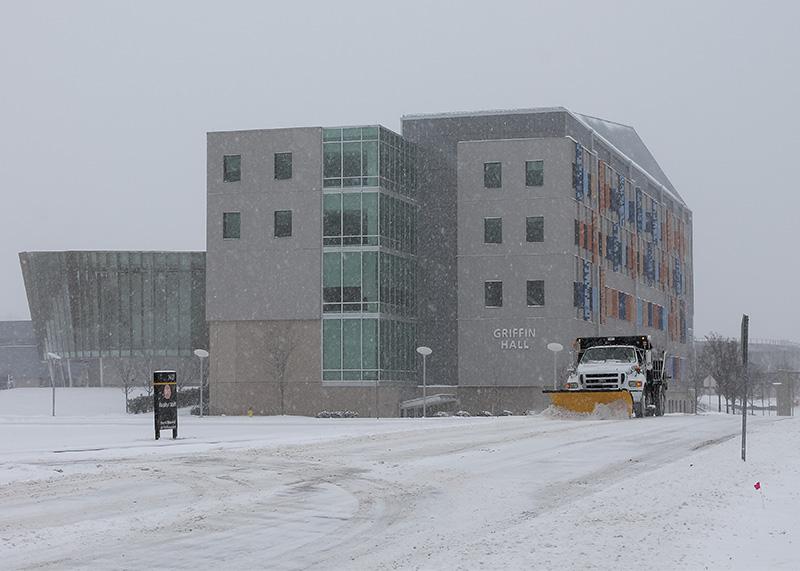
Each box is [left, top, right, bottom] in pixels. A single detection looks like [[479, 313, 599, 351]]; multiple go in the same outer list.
[[543, 335, 668, 418]]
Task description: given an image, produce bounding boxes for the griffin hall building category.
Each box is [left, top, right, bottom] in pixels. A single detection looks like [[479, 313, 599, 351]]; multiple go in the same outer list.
[[207, 108, 693, 416]]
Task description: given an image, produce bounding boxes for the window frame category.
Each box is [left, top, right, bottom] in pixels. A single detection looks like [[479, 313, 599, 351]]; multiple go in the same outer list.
[[483, 217, 503, 244], [483, 161, 502, 189], [526, 279, 545, 307], [274, 152, 293, 180], [274, 210, 293, 238], [526, 216, 544, 243], [484, 280, 503, 308], [223, 154, 241, 183], [222, 211, 241, 240], [525, 160, 544, 187]]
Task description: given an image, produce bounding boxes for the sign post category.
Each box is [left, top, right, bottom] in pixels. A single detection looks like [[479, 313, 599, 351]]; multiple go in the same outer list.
[[154, 370, 178, 440], [741, 315, 749, 462]]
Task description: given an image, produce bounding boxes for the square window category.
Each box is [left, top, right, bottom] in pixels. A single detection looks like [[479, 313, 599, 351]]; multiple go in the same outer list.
[[274, 210, 292, 237], [274, 152, 292, 180], [484, 217, 502, 244], [526, 216, 544, 242], [222, 212, 241, 239], [526, 160, 544, 186], [527, 280, 545, 306], [485, 281, 503, 307], [223, 155, 241, 183], [484, 162, 501, 189]]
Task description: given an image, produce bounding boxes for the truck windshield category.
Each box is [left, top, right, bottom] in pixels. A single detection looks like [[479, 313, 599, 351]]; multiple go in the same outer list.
[[580, 346, 637, 364]]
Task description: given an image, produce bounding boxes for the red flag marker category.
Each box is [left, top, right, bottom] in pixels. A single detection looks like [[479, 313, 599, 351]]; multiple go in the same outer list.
[[754, 481, 761, 490]]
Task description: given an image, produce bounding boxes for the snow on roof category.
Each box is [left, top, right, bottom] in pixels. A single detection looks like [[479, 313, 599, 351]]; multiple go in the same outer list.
[[403, 107, 685, 207], [573, 112, 684, 205]]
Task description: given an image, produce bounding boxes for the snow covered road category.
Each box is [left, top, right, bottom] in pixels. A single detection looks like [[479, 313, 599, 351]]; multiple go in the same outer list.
[[1, 389, 798, 570]]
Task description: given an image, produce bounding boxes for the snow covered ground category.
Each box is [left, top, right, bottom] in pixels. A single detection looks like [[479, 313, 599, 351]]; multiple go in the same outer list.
[[1, 388, 798, 570]]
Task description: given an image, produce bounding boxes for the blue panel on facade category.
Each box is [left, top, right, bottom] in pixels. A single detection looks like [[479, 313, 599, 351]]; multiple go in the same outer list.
[[574, 143, 584, 201], [635, 187, 644, 233], [582, 260, 591, 321]]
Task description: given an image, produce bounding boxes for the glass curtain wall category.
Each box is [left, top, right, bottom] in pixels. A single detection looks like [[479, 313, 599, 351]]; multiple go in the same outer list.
[[21, 251, 207, 359], [321, 126, 417, 382]]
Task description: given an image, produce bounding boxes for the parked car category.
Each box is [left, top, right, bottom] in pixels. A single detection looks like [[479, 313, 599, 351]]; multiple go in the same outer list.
[[454, 410, 471, 417], [477, 410, 493, 417], [433, 411, 449, 417]]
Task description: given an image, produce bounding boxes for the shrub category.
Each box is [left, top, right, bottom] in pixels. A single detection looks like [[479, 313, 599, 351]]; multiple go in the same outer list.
[[127, 387, 208, 414]]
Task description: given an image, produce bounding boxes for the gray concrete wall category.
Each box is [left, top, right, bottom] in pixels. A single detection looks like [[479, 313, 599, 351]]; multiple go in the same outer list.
[[206, 127, 323, 322], [457, 137, 584, 388], [402, 109, 571, 386], [209, 320, 414, 416]]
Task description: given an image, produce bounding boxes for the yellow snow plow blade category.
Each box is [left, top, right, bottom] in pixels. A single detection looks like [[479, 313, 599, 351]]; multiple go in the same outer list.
[[543, 389, 633, 416]]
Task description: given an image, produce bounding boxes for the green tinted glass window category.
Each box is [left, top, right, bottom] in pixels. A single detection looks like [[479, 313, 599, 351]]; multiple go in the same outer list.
[[274, 152, 292, 180], [342, 319, 361, 368], [223, 155, 241, 182], [527, 280, 545, 306], [342, 252, 361, 303], [342, 142, 361, 177], [274, 210, 292, 237], [484, 162, 501, 189], [362, 193, 378, 237], [362, 141, 378, 177], [323, 319, 341, 369], [323, 253, 341, 302], [323, 128, 342, 142], [362, 319, 378, 369], [362, 252, 378, 302], [342, 194, 361, 237], [485, 281, 503, 307], [526, 216, 544, 242], [484, 217, 502, 244], [342, 127, 361, 141], [323, 143, 341, 178], [323, 194, 342, 237], [526, 160, 544, 186], [222, 212, 241, 239]]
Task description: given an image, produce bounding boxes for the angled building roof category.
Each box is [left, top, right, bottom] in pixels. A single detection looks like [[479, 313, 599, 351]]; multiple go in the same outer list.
[[573, 112, 683, 204], [403, 106, 684, 206]]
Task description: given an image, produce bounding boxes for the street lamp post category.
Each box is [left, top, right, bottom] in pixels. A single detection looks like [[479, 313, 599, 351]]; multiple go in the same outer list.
[[546, 343, 564, 390], [193, 349, 209, 418], [416, 346, 432, 418], [46, 352, 61, 417]]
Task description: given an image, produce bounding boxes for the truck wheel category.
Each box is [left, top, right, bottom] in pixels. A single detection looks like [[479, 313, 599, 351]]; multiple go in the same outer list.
[[634, 400, 644, 418], [655, 387, 665, 417]]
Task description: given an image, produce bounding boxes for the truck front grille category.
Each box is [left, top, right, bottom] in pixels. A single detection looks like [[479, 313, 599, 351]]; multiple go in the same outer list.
[[583, 373, 620, 389]]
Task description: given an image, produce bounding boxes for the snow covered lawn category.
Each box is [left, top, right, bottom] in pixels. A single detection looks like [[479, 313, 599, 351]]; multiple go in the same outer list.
[[1, 388, 797, 569]]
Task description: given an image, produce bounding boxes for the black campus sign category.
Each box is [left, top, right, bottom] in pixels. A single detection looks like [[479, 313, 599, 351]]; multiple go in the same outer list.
[[153, 370, 178, 440]]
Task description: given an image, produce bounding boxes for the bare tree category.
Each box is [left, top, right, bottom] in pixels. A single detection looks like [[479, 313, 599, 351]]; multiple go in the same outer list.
[[115, 357, 137, 413], [696, 332, 743, 413], [264, 324, 301, 416], [135, 355, 159, 399]]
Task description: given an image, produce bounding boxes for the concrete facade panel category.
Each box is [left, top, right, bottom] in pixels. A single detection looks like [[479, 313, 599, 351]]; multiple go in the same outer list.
[[207, 127, 322, 322]]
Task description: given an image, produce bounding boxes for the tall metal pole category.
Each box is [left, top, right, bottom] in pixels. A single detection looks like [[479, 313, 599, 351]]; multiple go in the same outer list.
[[199, 357, 204, 418], [741, 314, 749, 462], [553, 352, 557, 390], [47, 358, 55, 417], [422, 355, 427, 418], [375, 378, 379, 420]]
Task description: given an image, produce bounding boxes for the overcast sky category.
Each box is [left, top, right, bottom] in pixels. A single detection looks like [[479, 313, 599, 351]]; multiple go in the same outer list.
[[1, 0, 797, 341]]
